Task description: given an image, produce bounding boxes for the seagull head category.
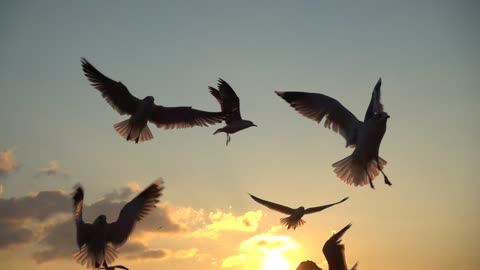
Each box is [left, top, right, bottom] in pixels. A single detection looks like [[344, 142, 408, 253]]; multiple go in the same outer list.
[[246, 120, 257, 128], [94, 214, 107, 225], [144, 96, 155, 104], [375, 112, 390, 122]]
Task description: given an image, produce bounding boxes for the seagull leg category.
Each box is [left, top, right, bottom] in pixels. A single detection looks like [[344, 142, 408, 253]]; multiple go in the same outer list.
[[226, 134, 231, 146], [364, 166, 375, 189], [376, 158, 392, 186]]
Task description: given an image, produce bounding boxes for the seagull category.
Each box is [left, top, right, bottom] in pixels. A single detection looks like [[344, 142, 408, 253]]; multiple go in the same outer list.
[[275, 78, 391, 189], [249, 193, 349, 230], [296, 260, 323, 270], [322, 224, 358, 270], [72, 179, 164, 269], [209, 78, 257, 145], [81, 58, 225, 143]]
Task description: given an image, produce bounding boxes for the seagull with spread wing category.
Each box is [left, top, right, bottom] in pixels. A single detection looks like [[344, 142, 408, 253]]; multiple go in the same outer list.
[[322, 224, 358, 270], [275, 78, 391, 189], [81, 58, 225, 143], [72, 179, 164, 269], [209, 78, 257, 145], [249, 193, 349, 230]]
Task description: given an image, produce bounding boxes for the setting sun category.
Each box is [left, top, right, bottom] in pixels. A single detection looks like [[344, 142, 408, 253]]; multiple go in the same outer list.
[[262, 252, 291, 270]]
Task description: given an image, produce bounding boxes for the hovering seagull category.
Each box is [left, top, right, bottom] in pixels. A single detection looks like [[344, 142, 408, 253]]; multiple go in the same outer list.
[[81, 58, 225, 143], [275, 78, 391, 189], [322, 224, 358, 270], [249, 193, 349, 230], [209, 78, 257, 145], [72, 179, 164, 269]]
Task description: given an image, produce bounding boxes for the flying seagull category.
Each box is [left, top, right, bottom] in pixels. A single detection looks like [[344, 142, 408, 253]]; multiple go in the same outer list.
[[81, 58, 225, 143], [249, 193, 349, 230], [209, 78, 257, 145], [72, 179, 164, 269], [275, 78, 391, 189], [322, 224, 358, 270]]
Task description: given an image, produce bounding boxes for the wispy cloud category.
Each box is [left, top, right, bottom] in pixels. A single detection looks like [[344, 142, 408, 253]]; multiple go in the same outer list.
[[0, 147, 17, 179], [34, 160, 69, 179], [179, 209, 263, 240]]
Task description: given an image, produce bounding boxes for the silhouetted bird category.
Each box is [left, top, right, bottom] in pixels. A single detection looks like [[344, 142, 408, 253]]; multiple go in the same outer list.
[[322, 224, 358, 270], [81, 58, 225, 143], [72, 179, 164, 269], [275, 78, 391, 189], [209, 78, 257, 145], [249, 194, 349, 230], [296, 260, 323, 270]]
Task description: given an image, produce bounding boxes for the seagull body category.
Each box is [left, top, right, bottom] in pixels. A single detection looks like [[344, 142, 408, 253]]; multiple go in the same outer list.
[[275, 78, 391, 189], [209, 78, 256, 145], [81, 58, 225, 143], [249, 194, 349, 230], [72, 180, 164, 269], [322, 224, 358, 270]]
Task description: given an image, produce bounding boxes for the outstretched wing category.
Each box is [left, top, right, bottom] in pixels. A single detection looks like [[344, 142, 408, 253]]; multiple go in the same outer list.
[[275, 91, 362, 147], [322, 223, 352, 270], [148, 105, 225, 129], [81, 58, 140, 115], [305, 197, 349, 215], [364, 78, 384, 121], [72, 185, 93, 249], [106, 179, 164, 247], [209, 78, 241, 123], [249, 193, 294, 215]]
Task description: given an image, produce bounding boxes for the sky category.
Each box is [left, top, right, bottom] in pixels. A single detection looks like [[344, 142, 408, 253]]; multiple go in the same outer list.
[[0, 1, 479, 270]]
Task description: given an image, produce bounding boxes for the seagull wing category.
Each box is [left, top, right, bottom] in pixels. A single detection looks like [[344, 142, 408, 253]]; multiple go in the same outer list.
[[322, 223, 352, 270], [364, 78, 384, 121], [209, 78, 241, 123], [304, 197, 349, 215], [72, 185, 93, 249], [81, 58, 141, 115], [148, 104, 225, 129], [106, 179, 164, 247], [249, 193, 294, 215], [276, 91, 362, 146]]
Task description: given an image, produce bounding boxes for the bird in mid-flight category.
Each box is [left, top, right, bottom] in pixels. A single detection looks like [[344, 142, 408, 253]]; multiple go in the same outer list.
[[322, 224, 358, 270], [249, 193, 349, 230], [81, 58, 225, 143], [209, 78, 257, 145], [275, 78, 391, 189], [72, 179, 164, 269]]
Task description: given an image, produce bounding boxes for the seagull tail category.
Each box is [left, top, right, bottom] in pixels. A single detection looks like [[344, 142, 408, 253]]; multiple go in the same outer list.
[[73, 244, 118, 269], [280, 217, 305, 230], [113, 120, 153, 143], [332, 155, 387, 187]]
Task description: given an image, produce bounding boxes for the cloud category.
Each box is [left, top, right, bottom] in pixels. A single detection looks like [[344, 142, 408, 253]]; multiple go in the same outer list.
[[121, 241, 170, 261], [0, 190, 71, 249], [0, 147, 17, 179], [35, 160, 69, 179], [184, 210, 263, 240]]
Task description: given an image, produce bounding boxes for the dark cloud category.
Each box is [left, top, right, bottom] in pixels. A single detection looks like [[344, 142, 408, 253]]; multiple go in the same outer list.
[[0, 220, 35, 249], [122, 241, 169, 261], [0, 190, 71, 223]]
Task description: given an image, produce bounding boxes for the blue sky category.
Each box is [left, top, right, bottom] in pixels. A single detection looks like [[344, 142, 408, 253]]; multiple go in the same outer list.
[[0, 1, 479, 270]]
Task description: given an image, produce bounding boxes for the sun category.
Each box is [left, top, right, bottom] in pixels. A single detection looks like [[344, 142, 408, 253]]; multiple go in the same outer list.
[[262, 252, 291, 270]]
